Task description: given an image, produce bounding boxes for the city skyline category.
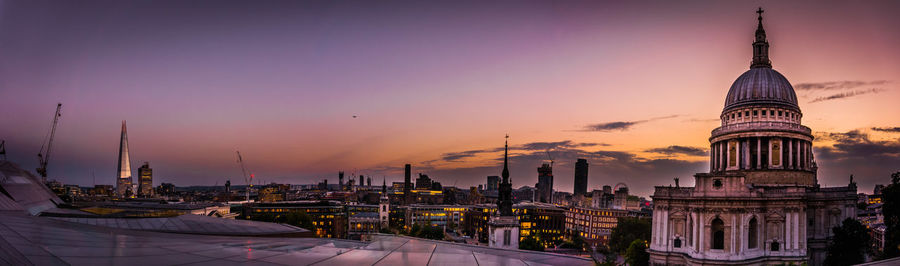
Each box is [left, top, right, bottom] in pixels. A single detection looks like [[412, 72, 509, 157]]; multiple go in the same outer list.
[[2, 1, 900, 196]]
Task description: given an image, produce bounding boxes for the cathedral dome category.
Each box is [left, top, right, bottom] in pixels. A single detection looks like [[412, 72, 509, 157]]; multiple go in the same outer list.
[[723, 68, 799, 112]]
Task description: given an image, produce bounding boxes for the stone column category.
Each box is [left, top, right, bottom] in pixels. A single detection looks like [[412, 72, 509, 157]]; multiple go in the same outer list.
[[738, 213, 744, 254], [785, 211, 792, 251], [699, 212, 705, 252], [793, 212, 800, 252], [757, 138, 762, 169], [662, 209, 669, 250], [800, 210, 807, 250], [788, 138, 793, 169], [731, 213, 737, 253], [720, 142, 725, 171]]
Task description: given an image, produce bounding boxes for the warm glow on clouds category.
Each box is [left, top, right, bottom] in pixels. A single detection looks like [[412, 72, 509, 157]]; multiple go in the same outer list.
[[1, 0, 898, 196]]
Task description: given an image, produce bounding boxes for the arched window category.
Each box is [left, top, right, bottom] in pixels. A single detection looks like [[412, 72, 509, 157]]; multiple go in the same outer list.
[[712, 218, 725, 250], [748, 217, 758, 249], [382, 205, 386, 212], [771, 241, 780, 251], [674, 238, 682, 248]]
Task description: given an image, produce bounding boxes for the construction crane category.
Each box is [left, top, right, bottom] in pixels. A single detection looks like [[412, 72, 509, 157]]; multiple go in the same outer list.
[[236, 150, 253, 203], [545, 148, 554, 168], [37, 103, 62, 184], [0, 140, 7, 161]]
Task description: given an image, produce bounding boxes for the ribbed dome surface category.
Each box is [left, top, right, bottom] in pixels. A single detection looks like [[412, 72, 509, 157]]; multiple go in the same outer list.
[[723, 68, 798, 112]]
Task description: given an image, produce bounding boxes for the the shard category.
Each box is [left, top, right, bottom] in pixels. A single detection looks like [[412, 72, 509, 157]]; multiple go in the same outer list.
[[115, 121, 133, 198]]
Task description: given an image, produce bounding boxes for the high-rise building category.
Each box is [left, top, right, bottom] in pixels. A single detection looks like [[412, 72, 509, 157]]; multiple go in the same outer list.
[[487, 176, 499, 191], [367, 176, 372, 187], [415, 173, 432, 190], [536, 164, 553, 203], [338, 171, 344, 191], [115, 121, 134, 198], [403, 164, 412, 204], [574, 159, 588, 197], [137, 162, 153, 198]]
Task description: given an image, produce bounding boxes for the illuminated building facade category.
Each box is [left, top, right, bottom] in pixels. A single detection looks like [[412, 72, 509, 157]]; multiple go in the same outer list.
[[137, 162, 153, 198], [244, 201, 348, 238], [649, 10, 857, 266], [566, 207, 633, 247], [115, 121, 133, 198]]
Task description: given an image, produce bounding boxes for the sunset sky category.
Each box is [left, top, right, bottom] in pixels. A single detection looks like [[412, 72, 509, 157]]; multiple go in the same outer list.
[[1, 0, 898, 196]]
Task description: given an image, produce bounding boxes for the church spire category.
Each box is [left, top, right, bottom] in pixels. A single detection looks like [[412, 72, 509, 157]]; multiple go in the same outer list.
[[497, 134, 513, 216], [751, 7, 772, 68], [501, 134, 510, 183]]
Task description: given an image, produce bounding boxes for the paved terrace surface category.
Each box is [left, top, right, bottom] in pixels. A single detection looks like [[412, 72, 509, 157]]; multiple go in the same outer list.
[[0, 212, 594, 266], [49, 214, 309, 237]]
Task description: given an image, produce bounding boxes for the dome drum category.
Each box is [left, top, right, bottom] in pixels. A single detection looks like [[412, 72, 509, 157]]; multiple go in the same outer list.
[[710, 122, 812, 141]]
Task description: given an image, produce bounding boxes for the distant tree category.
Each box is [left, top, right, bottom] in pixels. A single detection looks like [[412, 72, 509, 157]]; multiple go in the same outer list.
[[275, 211, 314, 230], [519, 235, 544, 251], [609, 217, 652, 253], [624, 239, 649, 266], [408, 224, 422, 236], [595, 244, 618, 265], [560, 230, 587, 251], [881, 171, 900, 259], [417, 225, 445, 240], [379, 227, 393, 234], [824, 218, 871, 266]]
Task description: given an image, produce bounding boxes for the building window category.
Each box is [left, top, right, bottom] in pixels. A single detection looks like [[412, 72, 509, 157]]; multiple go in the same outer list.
[[753, 110, 758, 116], [503, 230, 511, 246], [713, 179, 723, 189], [674, 238, 682, 248], [771, 241, 780, 251], [770, 110, 774, 116], [748, 217, 758, 249], [745, 111, 750, 117], [778, 111, 782, 116], [712, 218, 725, 250]]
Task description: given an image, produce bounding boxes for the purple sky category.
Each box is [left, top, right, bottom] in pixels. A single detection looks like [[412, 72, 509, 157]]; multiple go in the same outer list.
[[1, 0, 899, 196]]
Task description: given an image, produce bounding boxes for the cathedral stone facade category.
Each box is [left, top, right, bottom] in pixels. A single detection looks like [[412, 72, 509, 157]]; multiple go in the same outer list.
[[649, 9, 857, 266]]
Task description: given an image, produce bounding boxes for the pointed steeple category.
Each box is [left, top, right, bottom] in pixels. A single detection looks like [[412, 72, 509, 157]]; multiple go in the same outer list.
[[498, 134, 513, 216], [751, 7, 772, 68], [502, 134, 510, 183], [382, 177, 387, 193]]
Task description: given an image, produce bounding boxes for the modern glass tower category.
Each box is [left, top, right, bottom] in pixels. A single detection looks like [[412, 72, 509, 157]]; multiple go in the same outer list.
[[115, 121, 133, 198]]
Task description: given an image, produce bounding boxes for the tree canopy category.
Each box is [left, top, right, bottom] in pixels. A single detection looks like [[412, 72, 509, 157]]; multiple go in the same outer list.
[[624, 239, 649, 266], [519, 235, 544, 251], [609, 217, 651, 253], [824, 218, 871, 266], [881, 171, 900, 259]]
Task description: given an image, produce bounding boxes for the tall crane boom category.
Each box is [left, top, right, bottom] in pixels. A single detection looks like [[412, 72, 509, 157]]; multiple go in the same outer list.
[[37, 103, 62, 183], [236, 150, 253, 203], [545, 148, 554, 168]]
